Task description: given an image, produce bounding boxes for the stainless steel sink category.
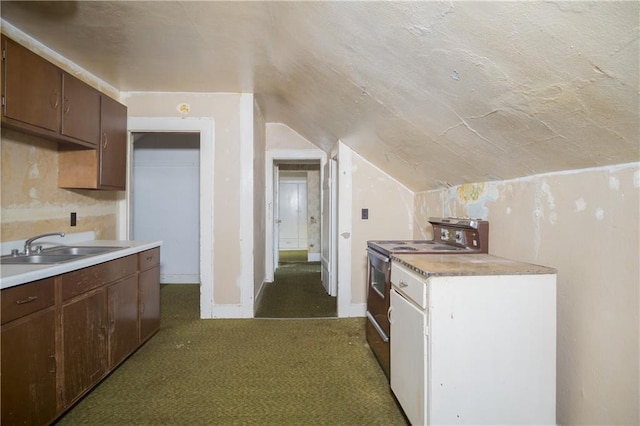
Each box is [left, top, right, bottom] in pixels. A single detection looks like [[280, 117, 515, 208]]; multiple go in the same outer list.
[[1, 246, 127, 265], [43, 246, 126, 256], [0, 254, 82, 264]]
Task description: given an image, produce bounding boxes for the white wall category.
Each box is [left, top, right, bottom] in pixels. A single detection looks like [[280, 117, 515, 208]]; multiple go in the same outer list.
[[415, 163, 640, 425], [253, 100, 266, 307]]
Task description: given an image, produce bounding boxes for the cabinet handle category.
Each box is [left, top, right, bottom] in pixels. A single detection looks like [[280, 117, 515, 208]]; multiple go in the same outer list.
[[50, 90, 59, 109], [49, 355, 56, 374], [146, 256, 153, 261], [16, 295, 38, 304], [399, 280, 408, 288], [102, 133, 108, 149], [387, 307, 393, 323], [63, 97, 70, 115]]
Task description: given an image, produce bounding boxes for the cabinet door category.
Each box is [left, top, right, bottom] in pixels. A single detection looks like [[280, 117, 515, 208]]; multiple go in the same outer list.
[[99, 95, 127, 189], [61, 73, 100, 146], [108, 276, 139, 368], [62, 290, 107, 406], [1, 36, 61, 133], [390, 289, 428, 426], [1, 308, 57, 425], [139, 266, 160, 343]]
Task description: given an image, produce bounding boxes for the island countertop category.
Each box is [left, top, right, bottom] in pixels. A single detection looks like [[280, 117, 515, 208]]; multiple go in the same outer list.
[[391, 253, 556, 278], [0, 240, 162, 290]]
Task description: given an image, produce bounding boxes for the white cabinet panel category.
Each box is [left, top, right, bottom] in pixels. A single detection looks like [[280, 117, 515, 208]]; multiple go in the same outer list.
[[390, 288, 427, 426]]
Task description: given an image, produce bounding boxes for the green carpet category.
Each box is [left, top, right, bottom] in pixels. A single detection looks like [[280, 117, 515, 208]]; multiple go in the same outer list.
[[279, 250, 308, 264], [255, 262, 336, 318], [56, 285, 407, 425]]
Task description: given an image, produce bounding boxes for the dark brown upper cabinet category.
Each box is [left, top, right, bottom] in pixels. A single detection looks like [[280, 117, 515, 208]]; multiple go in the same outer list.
[[1, 35, 128, 190], [1, 35, 62, 137], [61, 72, 101, 146], [58, 95, 127, 190], [2, 35, 101, 148], [99, 95, 127, 189]]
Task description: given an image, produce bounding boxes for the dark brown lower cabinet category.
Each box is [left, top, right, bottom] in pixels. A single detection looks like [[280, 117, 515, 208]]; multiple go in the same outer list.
[[139, 266, 160, 343], [0, 248, 160, 425], [108, 276, 139, 368], [61, 289, 108, 407], [139, 248, 161, 343], [1, 308, 57, 425]]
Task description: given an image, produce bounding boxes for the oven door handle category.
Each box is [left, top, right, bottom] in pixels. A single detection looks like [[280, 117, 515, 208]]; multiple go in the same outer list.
[[366, 311, 389, 342], [367, 248, 390, 271]]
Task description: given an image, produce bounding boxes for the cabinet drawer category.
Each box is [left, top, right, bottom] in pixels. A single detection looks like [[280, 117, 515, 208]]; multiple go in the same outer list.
[[391, 262, 428, 309], [61, 255, 137, 300], [1, 278, 55, 324], [139, 247, 160, 271]]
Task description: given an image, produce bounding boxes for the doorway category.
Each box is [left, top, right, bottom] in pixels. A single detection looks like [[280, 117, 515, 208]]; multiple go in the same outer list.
[[277, 165, 322, 263], [124, 117, 214, 319], [132, 133, 200, 283], [258, 160, 335, 318], [265, 150, 327, 282]]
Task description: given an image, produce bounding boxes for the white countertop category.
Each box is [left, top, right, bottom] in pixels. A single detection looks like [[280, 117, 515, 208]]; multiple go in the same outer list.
[[0, 240, 162, 290], [392, 253, 556, 277]]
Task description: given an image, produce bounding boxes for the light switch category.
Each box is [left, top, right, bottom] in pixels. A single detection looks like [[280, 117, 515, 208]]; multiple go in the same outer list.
[[362, 208, 368, 220]]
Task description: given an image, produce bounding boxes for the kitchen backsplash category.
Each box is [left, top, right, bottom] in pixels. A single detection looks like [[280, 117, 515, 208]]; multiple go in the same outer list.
[[1, 129, 121, 242]]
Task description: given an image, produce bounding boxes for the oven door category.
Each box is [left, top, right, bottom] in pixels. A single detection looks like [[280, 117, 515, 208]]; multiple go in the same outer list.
[[366, 248, 391, 378]]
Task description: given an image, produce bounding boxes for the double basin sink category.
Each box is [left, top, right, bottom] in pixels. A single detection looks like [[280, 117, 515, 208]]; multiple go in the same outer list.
[[0, 246, 127, 265]]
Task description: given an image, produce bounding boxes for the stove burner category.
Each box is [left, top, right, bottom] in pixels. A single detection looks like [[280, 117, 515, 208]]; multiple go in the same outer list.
[[382, 241, 414, 245], [391, 246, 418, 251]]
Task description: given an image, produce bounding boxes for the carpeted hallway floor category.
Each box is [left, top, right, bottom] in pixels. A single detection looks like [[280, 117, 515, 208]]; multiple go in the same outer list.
[[55, 284, 408, 425], [255, 260, 336, 318]]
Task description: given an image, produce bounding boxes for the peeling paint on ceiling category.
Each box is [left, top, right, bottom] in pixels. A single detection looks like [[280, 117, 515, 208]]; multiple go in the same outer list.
[[1, 1, 638, 191]]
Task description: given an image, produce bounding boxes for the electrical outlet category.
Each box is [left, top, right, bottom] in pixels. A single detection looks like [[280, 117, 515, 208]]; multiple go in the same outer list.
[[70, 212, 77, 227], [362, 208, 368, 220]]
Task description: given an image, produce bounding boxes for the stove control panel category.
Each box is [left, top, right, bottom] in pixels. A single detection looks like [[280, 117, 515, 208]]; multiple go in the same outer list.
[[440, 228, 472, 246], [431, 217, 489, 252]]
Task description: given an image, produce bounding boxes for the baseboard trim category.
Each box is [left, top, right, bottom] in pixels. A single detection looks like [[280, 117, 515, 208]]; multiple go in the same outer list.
[[307, 252, 321, 262], [338, 303, 366, 318], [204, 304, 253, 319], [161, 274, 200, 284]]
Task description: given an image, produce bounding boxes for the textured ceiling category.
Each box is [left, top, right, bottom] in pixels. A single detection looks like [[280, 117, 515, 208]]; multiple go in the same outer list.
[[1, 1, 638, 191]]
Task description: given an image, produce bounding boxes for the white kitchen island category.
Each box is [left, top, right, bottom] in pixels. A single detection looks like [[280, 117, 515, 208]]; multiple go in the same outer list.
[[389, 253, 556, 426]]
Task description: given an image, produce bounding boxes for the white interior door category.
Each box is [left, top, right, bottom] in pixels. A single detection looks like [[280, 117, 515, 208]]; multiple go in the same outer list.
[[328, 158, 338, 296], [278, 177, 308, 251], [273, 165, 280, 270]]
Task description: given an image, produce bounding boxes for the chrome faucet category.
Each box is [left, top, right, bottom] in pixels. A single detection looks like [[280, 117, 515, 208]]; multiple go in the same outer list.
[[24, 232, 65, 255]]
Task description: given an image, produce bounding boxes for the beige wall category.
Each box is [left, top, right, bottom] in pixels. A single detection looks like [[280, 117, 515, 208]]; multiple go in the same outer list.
[[415, 163, 640, 425], [307, 168, 321, 255], [124, 92, 245, 307], [266, 123, 319, 150], [1, 129, 121, 242], [350, 150, 414, 304]]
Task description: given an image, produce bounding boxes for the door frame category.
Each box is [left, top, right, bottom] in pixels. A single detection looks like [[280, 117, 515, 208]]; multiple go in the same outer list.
[[119, 117, 214, 319], [265, 149, 326, 282]]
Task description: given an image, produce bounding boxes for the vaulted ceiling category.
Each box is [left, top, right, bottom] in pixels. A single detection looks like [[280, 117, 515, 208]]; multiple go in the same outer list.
[[2, 1, 638, 191]]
